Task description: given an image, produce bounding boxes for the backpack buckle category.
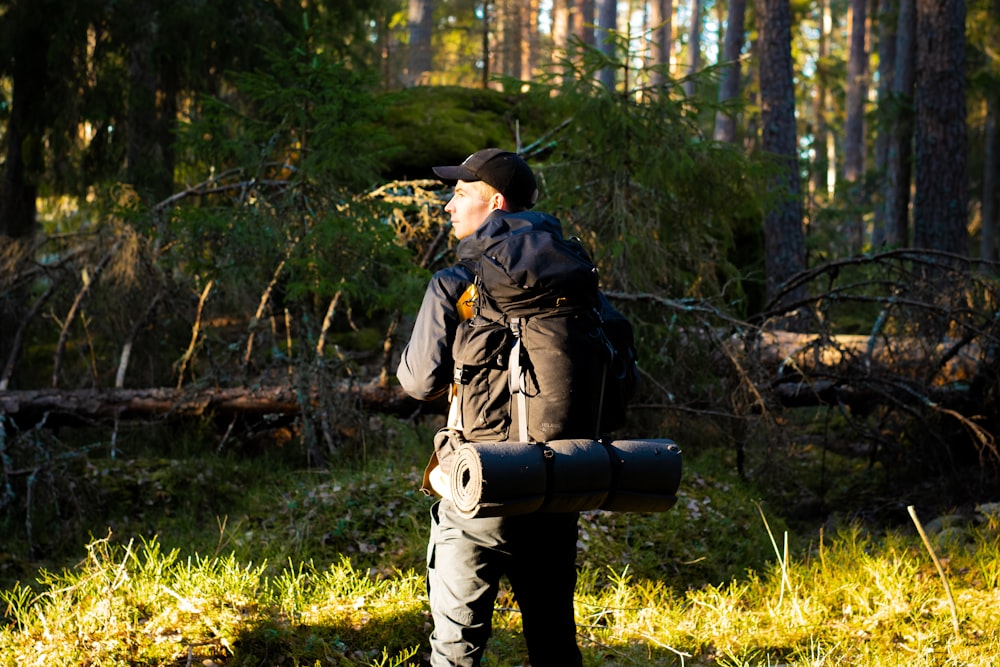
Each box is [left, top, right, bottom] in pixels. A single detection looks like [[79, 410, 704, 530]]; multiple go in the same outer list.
[[454, 364, 473, 385]]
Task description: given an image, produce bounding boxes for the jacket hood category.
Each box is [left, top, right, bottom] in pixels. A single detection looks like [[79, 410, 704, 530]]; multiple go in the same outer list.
[[455, 210, 564, 262]]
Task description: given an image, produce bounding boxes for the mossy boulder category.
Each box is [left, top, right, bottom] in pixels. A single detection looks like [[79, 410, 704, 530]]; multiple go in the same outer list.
[[377, 85, 561, 181]]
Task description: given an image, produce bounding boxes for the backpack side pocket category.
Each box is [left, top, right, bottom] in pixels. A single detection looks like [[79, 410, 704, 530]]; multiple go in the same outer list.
[[452, 319, 514, 442]]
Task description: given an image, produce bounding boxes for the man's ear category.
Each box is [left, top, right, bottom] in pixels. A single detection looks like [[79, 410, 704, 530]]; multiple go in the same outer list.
[[490, 192, 507, 212]]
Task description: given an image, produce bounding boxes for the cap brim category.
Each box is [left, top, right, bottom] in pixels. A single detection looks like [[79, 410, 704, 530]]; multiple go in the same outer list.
[[432, 165, 478, 184]]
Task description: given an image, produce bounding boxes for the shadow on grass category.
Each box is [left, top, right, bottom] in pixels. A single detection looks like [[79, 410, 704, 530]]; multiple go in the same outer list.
[[221, 607, 547, 667], [218, 607, 694, 667], [222, 606, 430, 666]]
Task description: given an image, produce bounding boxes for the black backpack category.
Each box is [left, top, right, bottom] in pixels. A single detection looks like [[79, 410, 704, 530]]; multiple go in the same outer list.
[[450, 216, 637, 444]]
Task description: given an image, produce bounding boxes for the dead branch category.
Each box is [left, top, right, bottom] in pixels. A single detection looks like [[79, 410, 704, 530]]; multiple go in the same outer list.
[[316, 286, 344, 358], [176, 281, 214, 389], [243, 238, 300, 374], [2, 282, 56, 391], [116, 292, 164, 388], [153, 166, 295, 213], [51, 240, 122, 388]]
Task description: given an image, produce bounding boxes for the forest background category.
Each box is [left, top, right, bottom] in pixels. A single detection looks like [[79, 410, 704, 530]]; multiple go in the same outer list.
[[1, 0, 1000, 665]]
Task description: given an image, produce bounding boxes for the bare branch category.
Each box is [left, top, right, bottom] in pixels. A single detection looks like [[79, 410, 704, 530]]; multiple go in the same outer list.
[[51, 240, 122, 388]]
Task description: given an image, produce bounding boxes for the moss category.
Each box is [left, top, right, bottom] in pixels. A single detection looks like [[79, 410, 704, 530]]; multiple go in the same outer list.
[[377, 85, 561, 182]]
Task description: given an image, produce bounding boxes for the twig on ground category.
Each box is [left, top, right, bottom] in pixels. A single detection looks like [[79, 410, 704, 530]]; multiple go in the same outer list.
[[907, 505, 961, 636]]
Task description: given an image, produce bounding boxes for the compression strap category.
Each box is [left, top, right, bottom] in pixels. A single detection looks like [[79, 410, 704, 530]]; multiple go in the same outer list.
[[508, 317, 529, 443]]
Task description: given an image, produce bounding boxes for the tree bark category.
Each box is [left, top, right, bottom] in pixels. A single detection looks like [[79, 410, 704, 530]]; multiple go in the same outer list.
[[553, 0, 569, 50], [522, 0, 540, 80], [713, 0, 747, 142], [482, 0, 492, 88], [499, 0, 524, 79], [647, 0, 674, 89], [577, 0, 596, 47], [811, 0, 834, 205], [983, 98, 998, 264], [0, 1, 53, 239], [843, 0, 869, 253], [683, 0, 703, 97], [884, 0, 916, 247], [756, 0, 808, 316], [981, 0, 1000, 264], [913, 0, 968, 257], [406, 0, 435, 85], [871, 0, 898, 248], [125, 3, 164, 203], [596, 0, 618, 89]]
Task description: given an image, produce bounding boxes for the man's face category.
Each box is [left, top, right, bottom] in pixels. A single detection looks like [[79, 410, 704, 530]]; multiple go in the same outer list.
[[446, 180, 496, 240]]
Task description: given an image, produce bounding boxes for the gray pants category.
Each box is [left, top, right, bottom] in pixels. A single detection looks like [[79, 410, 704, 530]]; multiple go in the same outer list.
[[427, 500, 584, 667]]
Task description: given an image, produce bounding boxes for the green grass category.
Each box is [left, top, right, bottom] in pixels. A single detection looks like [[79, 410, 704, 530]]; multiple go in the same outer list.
[[2, 416, 999, 666]]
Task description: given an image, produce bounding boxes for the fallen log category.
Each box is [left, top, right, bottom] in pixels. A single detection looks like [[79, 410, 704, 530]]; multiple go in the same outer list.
[[770, 379, 974, 411], [748, 331, 988, 385], [1, 330, 993, 430], [0, 382, 443, 430]]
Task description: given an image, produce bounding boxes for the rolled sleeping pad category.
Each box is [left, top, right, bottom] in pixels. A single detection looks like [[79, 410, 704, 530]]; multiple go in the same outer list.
[[450, 441, 548, 518], [449, 438, 682, 518], [600, 438, 682, 512], [536, 438, 613, 513]]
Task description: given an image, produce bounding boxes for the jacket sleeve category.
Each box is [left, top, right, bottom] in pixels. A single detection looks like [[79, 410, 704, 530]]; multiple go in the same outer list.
[[396, 267, 469, 401]]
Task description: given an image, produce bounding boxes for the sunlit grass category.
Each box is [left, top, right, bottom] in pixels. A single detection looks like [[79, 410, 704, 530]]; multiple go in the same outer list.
[[1, 420, 999, 666], [4, 515, 997, 666]]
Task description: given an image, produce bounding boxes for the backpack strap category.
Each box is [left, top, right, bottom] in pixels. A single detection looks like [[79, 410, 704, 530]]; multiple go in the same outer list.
[[594, 361, 607, 440], [509, 317, 530, 443], [446, 380, 464, 431]]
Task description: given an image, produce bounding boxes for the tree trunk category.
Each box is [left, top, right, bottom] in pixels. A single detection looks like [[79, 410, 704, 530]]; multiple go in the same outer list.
[[498, 0, 523, 79], [406, 0, 434, 85], [983, 97, 998, 264], [126, 4, 160, 203], [871, 0, 898, 248], [884, 0, 916, 247], [647, 0, 674, 89], [979, 0, 999, 264], [713, 0, 747, 142], [811, 0, 833, 205], [577, 0, 596, 47], [122, 5, 175, 205], [843, 0, 869, 253], [756, 0, 808, 316], [482, 0, 492, 88], [683, 0, 703, 96], [553, 0, 569, 51], [913, 0, 968, 257], [596, 0, 618, 89], [522, 0, 540, 80], [553, 0, 573, 84], [0, 2, 52, 239]]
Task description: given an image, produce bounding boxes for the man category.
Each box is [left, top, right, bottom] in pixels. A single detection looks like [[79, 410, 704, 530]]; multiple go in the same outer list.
[[396, 148, 585, 667]]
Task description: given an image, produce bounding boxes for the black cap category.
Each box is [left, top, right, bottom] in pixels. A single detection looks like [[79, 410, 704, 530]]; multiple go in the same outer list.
[[433, 148, 538, 209]]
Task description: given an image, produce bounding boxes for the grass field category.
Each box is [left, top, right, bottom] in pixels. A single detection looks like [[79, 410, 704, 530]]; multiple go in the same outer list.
[[1, 415, 998, 666]]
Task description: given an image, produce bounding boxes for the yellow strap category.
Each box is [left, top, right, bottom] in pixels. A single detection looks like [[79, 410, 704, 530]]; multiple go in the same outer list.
[[450, 282, 478, 434], [457, 283, 478, 321]]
